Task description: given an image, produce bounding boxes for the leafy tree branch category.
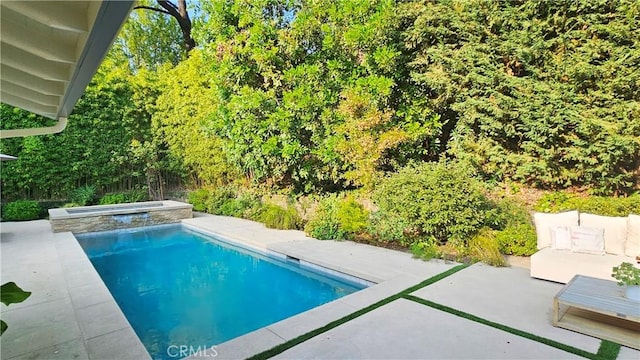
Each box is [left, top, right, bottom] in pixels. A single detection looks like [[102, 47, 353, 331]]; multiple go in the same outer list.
[[135, 0, 195, 54]]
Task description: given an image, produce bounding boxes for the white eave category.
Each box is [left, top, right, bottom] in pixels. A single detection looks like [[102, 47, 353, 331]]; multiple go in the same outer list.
[[0, 0, 134, 138]]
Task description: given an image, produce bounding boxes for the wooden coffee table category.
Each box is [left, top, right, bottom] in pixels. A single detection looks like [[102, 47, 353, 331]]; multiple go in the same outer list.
[[553, 275, 640, 349]]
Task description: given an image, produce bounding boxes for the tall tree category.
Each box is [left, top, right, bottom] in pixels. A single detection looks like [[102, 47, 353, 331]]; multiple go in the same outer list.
[[153, 50, 239, 186], [190, 0, 433, 192], [134, 0, 196, 54], [116, 0, 184, 70]]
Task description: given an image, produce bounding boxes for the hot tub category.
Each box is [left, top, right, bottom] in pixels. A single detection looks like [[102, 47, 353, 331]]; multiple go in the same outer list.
[[48, 200, 193, 233]]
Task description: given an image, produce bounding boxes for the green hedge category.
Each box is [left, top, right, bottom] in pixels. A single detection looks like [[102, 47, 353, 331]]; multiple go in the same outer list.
[[2, 200, 41, 221], [535, 192, 640, 216], [37, 200, 66, 219]]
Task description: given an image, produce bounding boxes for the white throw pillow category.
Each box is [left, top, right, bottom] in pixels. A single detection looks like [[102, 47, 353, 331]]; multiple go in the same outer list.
[[533, 211, 579, 249], [570, 226, 605, 255], [579, 213, 627, 255], [550, 226, 571, 250], [625, 214, 640, 258]]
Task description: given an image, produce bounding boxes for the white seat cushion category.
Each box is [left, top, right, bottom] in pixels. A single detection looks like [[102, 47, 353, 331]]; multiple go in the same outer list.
[[579, 213, 627, 255], [530, 247, 633, 284], [625, 214, 640, 258]]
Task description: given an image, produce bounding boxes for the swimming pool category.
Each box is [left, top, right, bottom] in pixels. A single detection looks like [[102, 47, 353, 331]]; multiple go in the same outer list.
[[76, 225, 364, 360]]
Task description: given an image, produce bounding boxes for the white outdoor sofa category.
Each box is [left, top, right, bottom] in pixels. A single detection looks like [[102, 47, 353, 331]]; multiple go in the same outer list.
[[530, 211, 639, 284]]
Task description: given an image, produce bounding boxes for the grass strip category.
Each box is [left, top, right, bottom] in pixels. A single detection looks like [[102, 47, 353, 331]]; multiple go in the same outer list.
[[596, 340, 621, 360], [404, 294, 619, 360], [247, 264, 469, 360]]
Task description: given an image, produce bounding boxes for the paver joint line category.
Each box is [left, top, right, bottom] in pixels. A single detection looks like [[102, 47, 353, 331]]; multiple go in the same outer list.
[[402, 294, 621, 360], [265, 327, 287, 342], [245, 264, 469, 360]]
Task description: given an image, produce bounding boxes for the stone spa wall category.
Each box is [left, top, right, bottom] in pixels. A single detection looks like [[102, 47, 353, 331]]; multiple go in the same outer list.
[[48, 201, 193, 233]]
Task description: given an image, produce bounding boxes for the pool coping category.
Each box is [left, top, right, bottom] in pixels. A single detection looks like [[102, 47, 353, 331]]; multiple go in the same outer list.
[[48, 200, 191, 220], [48, 200, 193, 221], [53, 231, 152, 360], [181, 223, 376, 288]]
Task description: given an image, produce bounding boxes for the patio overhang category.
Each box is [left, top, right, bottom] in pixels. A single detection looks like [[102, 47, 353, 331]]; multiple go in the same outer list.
[[0, 153, 18, 161], [0, 0, 135, 138]]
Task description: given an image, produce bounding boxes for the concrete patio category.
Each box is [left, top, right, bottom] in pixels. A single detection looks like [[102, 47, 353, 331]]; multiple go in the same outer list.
[[1, 214, 639, 360]]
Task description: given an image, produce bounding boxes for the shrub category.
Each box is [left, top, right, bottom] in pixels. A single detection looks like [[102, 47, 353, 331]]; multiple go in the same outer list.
[[424, 228, 507, 266], [486, 197, 532, 230], [495, 223, 537, 256], [70, 185, 96, 206], [534, 192, 571, 213], [535, 192, 640, 216], [218, 199, 244, 217], [99, 193, 126, 205], [256, 204, 301, 230], [304, 195, 345, 240], [2, 200, 41, 221], [124, 188, 148, 202], [367, 211, 414, 245], [37, 200, 66, 218], [218, 193, 261, 218], [187, 189, 211, 212], [371, 160, 490, 245], [205, 187, 236, 214], [62, 202, 82, 208], [410, 239, 440, 260], [99, 189, 148, 205], [336, 197, 369, 235], [488, 197, 537, 256], [467, 229, 507, 267], [305, 195, 370, 240], [188, 187, 261, 217]]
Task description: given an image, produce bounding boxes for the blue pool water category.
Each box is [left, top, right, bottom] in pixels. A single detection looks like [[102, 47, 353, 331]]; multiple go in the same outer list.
[[76, 225, 363, 360]]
